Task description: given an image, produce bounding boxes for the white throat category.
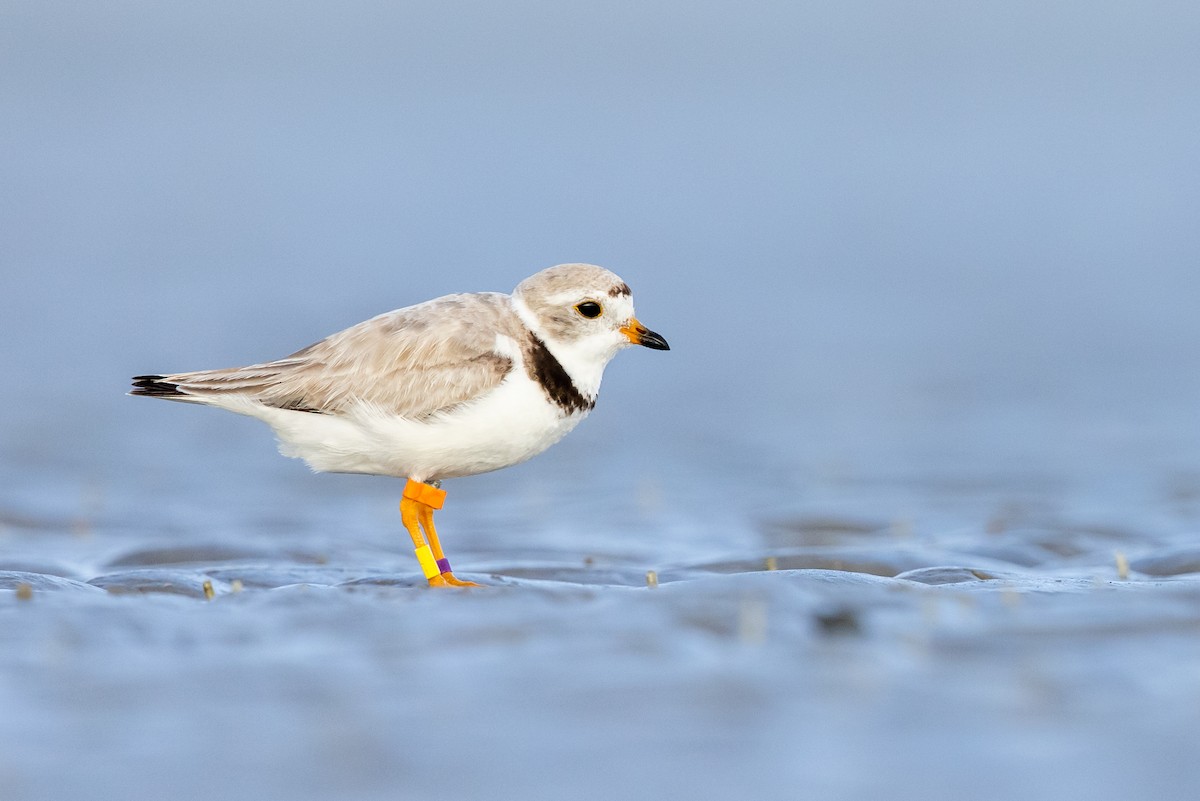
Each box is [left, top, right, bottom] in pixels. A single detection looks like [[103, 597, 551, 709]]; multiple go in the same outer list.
[[510, 295, 614, 400]]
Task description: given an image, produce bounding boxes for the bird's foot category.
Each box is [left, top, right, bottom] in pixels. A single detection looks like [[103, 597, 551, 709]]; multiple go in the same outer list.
[[426, 572, 482, 588], [442, 572, 482, 587]]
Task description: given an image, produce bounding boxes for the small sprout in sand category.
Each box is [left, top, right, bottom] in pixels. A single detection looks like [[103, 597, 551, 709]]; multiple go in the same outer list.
[[202, 580, 215, 600], [739, 599, 768, 644], [230, 579, 244, 594], [645, 570, 658, 588], [15, 583, 33, 601], [764, 556, 778, 572], [1115, 550, 1130, 580]]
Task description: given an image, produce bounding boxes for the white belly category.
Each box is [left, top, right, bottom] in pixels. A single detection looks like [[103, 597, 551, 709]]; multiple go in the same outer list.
[[237, 373, 587, 482]]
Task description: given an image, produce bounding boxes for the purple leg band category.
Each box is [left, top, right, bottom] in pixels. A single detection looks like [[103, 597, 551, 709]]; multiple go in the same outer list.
[[436, 558, 452, 574]]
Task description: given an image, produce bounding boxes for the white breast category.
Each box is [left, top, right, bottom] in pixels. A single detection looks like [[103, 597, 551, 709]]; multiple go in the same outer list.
[[241, 361, 588, 482]]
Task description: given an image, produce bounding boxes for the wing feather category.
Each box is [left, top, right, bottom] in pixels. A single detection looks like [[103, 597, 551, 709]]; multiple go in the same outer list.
[[155, 292, 524, 419]]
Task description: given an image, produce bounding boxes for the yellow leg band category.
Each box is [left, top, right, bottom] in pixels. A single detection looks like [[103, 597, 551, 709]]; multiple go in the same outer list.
[[410, 541, 439, 577], [414, 544, 440, 580]]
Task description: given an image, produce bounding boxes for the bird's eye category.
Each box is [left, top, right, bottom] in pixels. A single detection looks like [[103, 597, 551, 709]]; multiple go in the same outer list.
[[575, 301, 603, 319]]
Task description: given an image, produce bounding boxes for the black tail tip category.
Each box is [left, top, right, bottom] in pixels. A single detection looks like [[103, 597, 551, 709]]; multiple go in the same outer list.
[[130, 375, 183, 397]]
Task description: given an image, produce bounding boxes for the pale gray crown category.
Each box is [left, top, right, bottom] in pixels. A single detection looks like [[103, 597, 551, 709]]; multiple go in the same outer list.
[[513, 263, 633, 342]]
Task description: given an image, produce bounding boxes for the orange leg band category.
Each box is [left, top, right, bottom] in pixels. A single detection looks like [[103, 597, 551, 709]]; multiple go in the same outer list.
[[403, 479, 446, 509]]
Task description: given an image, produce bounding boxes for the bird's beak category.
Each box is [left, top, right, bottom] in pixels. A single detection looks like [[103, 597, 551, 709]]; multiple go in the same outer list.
[[620, 318, 670, 351]]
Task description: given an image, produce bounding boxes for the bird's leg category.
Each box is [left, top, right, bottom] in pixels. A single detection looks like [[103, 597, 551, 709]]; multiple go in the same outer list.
[[400, 479, 480, 588], [399, 489, 446, 587], [417, 503, 481, 588]]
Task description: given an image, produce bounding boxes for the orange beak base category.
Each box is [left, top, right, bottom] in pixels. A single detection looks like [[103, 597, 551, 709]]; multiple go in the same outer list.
[[620, 318, 670, 350]]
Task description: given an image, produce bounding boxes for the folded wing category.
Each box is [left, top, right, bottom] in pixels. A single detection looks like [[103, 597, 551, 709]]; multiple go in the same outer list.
[[132, 292, 522, 420]]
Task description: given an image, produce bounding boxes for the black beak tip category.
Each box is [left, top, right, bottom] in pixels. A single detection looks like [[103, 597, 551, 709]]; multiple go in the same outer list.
[[640, 330, 670, 351]]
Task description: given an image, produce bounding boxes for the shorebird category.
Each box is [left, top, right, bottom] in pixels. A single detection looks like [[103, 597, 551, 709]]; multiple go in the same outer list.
[[131, 263, 669, 586]]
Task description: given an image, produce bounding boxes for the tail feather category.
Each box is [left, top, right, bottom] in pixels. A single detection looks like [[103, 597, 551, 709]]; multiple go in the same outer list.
[[130, 369, 308, 410], [130, 374, 187, 398]]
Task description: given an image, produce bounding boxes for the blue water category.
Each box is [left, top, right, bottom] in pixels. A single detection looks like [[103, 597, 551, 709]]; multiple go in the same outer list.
[[3, 2, 1199, 800]]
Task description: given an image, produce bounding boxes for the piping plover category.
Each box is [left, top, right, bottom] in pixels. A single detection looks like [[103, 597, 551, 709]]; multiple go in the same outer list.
[[131, 263, 669, 587]]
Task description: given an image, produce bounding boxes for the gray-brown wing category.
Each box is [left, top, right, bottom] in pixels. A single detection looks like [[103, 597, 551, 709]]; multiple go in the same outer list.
[[147, 292, 524, 418]]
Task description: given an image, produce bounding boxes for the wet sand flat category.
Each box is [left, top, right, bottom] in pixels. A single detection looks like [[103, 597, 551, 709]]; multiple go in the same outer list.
[[3, 490, 1200, 801]]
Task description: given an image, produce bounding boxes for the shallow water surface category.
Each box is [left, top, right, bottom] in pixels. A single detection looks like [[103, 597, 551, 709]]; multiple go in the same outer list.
[[3, 450, 1200, 801]]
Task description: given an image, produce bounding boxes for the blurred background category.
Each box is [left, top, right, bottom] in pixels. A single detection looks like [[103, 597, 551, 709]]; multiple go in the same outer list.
[[2, 3, 1200, 799], [4, 1, 1197, 516]]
